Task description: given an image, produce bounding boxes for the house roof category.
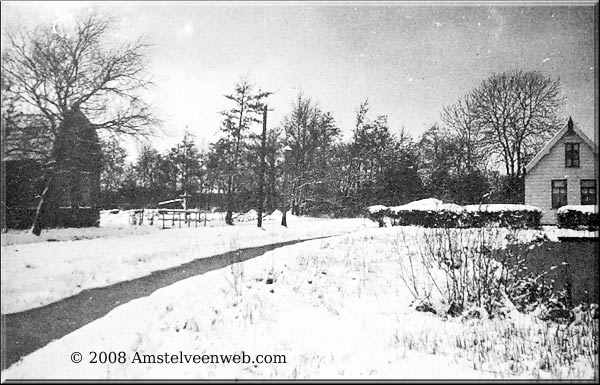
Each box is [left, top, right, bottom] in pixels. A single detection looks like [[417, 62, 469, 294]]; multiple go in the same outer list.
[[525, 117, 599, 174]]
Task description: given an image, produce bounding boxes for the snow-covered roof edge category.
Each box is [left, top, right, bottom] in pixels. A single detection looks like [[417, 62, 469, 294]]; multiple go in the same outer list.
[[525, 117, 599, 174]]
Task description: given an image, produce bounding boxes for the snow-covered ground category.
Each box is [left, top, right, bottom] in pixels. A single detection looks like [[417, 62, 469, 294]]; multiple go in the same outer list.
[[2, 225, 595, 380], [1, 215, 375, 314]]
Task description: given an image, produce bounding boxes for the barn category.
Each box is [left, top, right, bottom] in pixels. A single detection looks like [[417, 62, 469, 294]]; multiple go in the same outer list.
[[524, 117, 599, 225]]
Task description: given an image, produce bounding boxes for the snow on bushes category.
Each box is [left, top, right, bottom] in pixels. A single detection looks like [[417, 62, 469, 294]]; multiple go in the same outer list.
[[367, 205, 390, 227], [367, 199, 542, 229], [557, 205, 599, 231], [463, 204, 542, 229]]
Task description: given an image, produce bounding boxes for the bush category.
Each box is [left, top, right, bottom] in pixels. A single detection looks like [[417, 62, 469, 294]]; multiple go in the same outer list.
[[557, 205, 599, 231], [463, 204, 542, 229], [390, 208, 464, 228], [368, 200, 541, 229], [366, 205, 390, 227]]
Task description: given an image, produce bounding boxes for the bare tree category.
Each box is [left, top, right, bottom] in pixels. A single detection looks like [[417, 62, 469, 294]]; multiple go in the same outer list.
[[3, 11, 159, 234], [441, 96, 487, 174], [3, 11, 158, 135], [467, 70, 564, 178]]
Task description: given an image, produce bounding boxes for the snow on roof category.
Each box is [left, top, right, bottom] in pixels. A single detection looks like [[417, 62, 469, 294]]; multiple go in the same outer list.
[[557, 205, 598, 215]]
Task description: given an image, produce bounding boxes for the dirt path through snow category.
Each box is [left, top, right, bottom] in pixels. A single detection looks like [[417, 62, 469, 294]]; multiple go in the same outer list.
[[1, 236, 333, 371]]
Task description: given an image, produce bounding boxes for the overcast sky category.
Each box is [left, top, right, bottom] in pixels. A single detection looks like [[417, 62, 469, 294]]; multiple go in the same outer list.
[[1, 1, 597, 157]]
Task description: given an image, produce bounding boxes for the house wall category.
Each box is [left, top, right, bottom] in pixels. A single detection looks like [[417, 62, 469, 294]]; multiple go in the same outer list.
[[525, 132, 599, 224]]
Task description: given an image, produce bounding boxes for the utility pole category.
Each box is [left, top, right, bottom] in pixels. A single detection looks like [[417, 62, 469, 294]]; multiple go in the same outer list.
[[280, 145, 292, 227], [257, 105, 267, 228]]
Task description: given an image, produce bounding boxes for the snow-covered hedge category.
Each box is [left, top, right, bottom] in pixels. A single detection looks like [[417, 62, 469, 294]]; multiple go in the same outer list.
[[367, 199, 542, 229], [557, 205, 599, 231], [463, 204, 542, 229], [367, 205, 390, 227]]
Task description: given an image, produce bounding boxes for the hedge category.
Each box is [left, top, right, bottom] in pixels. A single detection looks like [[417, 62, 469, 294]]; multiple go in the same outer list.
[[557, 205, 599, 231], [463, 204, 542, 229], [367, 201, 542, 229]]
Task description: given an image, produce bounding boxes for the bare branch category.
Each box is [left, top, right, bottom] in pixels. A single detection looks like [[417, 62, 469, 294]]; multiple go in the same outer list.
[[3, 10, 158, 138]]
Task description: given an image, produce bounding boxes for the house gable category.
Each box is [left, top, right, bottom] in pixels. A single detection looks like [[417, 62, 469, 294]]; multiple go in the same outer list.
[[524, 117, 598, 225], [525, 117, 599, 174]]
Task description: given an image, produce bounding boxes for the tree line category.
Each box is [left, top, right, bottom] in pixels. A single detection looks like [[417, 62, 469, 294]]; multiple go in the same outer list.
[[1, 12, 566, 227], [100, 68, 565, 218]]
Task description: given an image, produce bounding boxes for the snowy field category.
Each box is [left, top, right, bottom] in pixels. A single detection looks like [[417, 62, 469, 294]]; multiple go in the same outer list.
[[1, 209, 286, 247], [1, 213, 375, 314], [2, 225, 596, 380]]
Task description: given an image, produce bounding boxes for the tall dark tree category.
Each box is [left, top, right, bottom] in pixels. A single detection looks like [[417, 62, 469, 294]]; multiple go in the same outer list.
[[219, 78, 271, 224], [347, 100, 421, 211], [167, 131, 203, 198], [418, 124, 490, 204], [281, 93, 340, 215], [99, 136, 128, 207]]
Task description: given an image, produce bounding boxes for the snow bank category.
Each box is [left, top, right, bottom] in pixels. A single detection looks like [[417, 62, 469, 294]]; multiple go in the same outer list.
[[263, 210, 297, 222], [100, 209, 137, 227], [542, 226, 598, 242], [235, 209, 258, 222], [264, 209, 283, 221], [1, 218, 375, 314]]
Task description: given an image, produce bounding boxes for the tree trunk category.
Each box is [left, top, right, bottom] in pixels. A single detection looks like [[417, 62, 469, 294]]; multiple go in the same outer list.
[[281, 164, 288, 227], [30, 173, 54, 236], [225, 172, 233, 225]]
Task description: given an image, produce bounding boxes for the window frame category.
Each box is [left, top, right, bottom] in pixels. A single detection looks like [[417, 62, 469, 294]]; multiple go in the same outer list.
[[551, 179, 568, 209], [581, 179, 597, 205], [565, 143, 580, 168]]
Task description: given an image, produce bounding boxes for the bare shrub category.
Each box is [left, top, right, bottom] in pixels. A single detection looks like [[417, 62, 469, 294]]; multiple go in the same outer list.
[[395, 225, 540, 316]]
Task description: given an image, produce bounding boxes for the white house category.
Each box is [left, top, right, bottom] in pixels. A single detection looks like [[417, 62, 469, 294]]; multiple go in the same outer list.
[[524, 117, 598, 225]]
